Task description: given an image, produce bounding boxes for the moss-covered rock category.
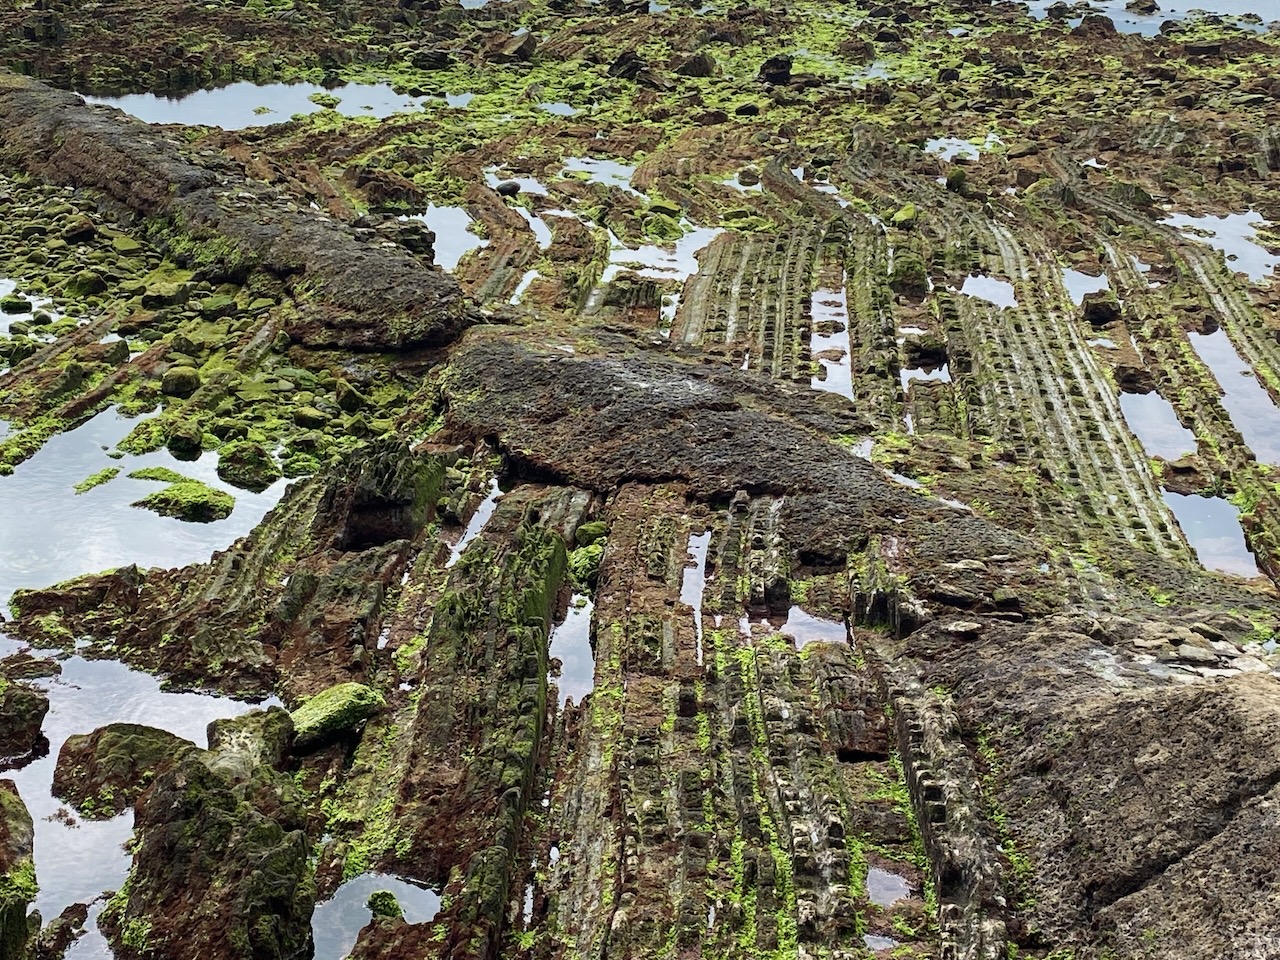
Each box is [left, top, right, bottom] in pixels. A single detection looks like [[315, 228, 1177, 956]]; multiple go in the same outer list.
[[165, 420, 205, 457], [205, 708, 293, 782], [0, 780, 35, 960], [74, 467, 120, 494], [161, 365, 201, 398], [574, 520, 609, 547], [335, 379, 367, 413], [52, 723, 198, 819], [289, 681, 384, 751], [367, 890, 403, 919], [131, 478, 235, 522], [0, 684, 49, 765], [568, 540, 605, 588], [0, 294, 31, 314], [100, 753, 314, 960], [216, 440, 281, 492], [891, 202, 919, 227]]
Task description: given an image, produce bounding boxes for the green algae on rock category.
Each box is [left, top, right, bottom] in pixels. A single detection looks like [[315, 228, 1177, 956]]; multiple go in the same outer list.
[[130, 476, 235, 522], [215, 439, 281, 492], [73, 466, 120, 494], [0, 781, 35, 960], [52, 722, 197, 819], [290, 681, 384, 751]]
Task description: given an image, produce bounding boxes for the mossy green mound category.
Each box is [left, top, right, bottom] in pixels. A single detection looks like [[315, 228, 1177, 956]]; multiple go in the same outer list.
[[290, 682, 384, 751], [131, 476, 235, 523], [216, 440, 281, 492]]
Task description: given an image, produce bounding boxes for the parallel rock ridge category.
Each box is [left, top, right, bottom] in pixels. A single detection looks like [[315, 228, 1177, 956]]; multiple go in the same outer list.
[[0, 1, 1278, 959]]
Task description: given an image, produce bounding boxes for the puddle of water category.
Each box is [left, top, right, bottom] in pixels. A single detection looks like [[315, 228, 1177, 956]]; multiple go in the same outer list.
[[548, 595, 594, 706], [1062, 268, 1111, 306], [779, 607, 846, 649], [864, 934, 901, 951], [0, 650, 271, 924], [538, 102, 578, 117], [1163, 492, 1259, 578], [82, 81, 428, 130], [311, 873, 440, 960], [924, 132, 1001, 162], [866, 866, 911, 907], [0, 278, 59, 338], [722, 175, 762, 194], [1089, 337, 1117, 349], [810, 280, 854, 400], [483, 168, 549, 197], [560, 157, 642, 196], [1027, 0, 1272, 35], [849, 60, 890, 88], [510, 269, 540, 304], [900, 363, 951, 390], [405, 204, 488, 272], [0, 408, 286, 610], [679, 532, 711, 666], [446, 479, 502, 568], [600, 226, 724, 286], [513, 207, 554, 249], [1119, 390, 1197, 460], [443, 92, 475, 109], [1163, 211, 1278, 283], [1188, 329, 1280, 463], [958, 273, 1017, 309]]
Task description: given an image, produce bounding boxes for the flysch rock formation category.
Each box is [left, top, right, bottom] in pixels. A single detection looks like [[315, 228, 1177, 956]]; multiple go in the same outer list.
[[0, 0, 1278, 958]]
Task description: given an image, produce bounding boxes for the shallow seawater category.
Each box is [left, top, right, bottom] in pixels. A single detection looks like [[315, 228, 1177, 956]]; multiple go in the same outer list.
[[560, 157, 642, 196], [538, 101, 579, 117], [1188, 329, 1280, 463], [0, 649, 273, 927], [81, 81, 429, 130], [900, 363, 951, 390], [1119, 390, 1197, 460], [0, 278, 59, 337], [0, 407, 286, 610], [1163, 492, 1259, 578], [1163, 210, 1278, 283], [446, 478, 502, 568], [483, 167, 549, 197], [779, 607, 846, 648], [810, 281, 854, 400], [1026, 0, 1273, 35], [405, 204, 488, 272], [311, 873, 441, 960], [510, 269, 540, 304], [513, 207, 555, 249], [866, 866, 911, 906], [548, 595, 595, 706], [600, 225, 724, 286], [1062, 267, 1111, 306], [864, 933, 901, 951], [959, 273, 1017, 309], [924, 132, 1000, 162], [679, 532, 712, 665]]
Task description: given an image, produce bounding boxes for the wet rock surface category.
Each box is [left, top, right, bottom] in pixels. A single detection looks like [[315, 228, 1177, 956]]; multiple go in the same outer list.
[[97, 709, 314, 960], [0, 0, 1278, 957]]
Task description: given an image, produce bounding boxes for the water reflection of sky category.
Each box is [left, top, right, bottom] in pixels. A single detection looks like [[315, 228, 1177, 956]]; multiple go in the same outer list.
[[0, 407, 285, 610]]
